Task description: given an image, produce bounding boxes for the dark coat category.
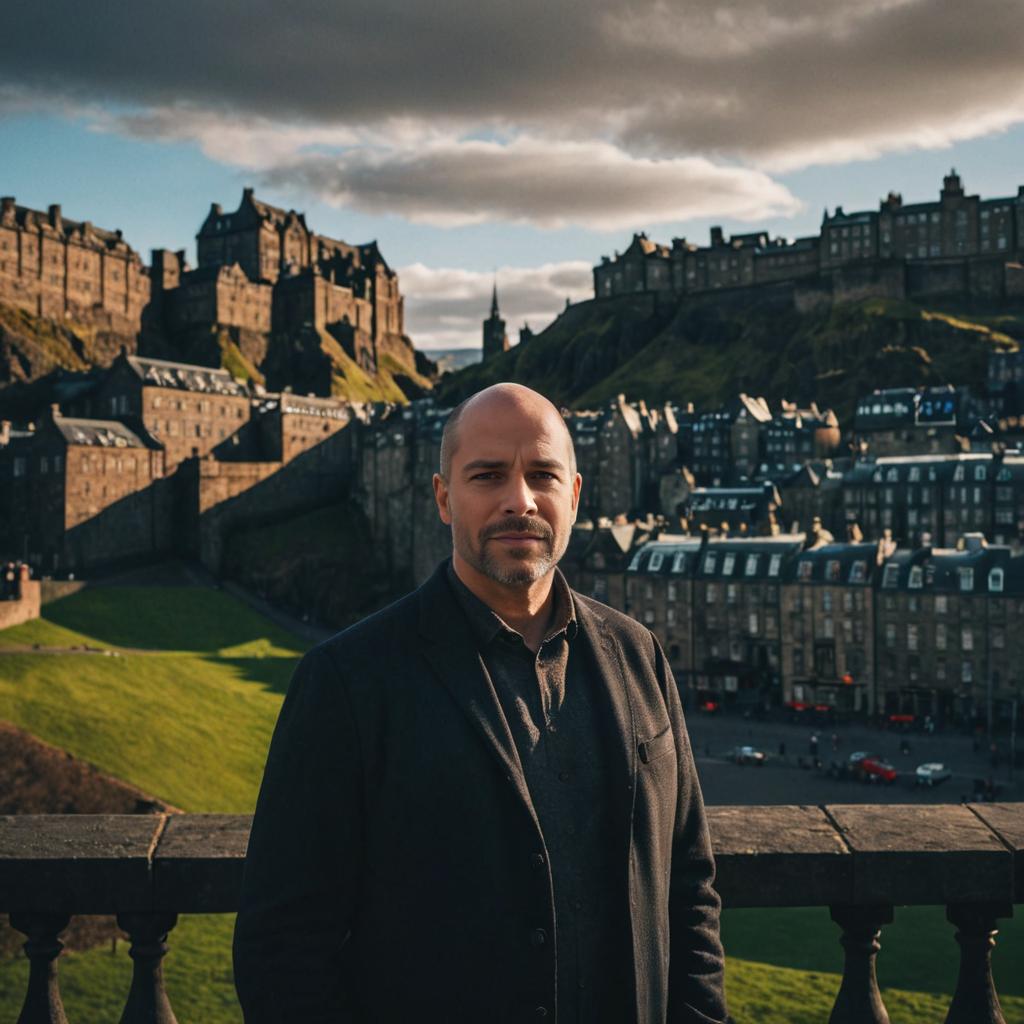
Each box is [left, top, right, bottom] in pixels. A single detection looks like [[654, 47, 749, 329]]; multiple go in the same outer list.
[[233, 561, 727, 1024]]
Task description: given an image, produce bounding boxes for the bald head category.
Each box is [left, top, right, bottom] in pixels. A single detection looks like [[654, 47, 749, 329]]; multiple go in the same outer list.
[[439, 384, 575, 481]]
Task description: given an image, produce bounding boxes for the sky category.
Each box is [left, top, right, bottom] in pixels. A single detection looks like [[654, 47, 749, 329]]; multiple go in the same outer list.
[[3, 0, 1024, 350]]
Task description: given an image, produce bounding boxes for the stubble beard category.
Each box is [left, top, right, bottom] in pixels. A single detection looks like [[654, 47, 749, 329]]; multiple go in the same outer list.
[[459, 516, 565, 587]]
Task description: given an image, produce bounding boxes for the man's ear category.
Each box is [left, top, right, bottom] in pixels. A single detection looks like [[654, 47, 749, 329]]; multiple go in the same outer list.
[[570, 472, 582, 523], [433, 473, 453, 525]]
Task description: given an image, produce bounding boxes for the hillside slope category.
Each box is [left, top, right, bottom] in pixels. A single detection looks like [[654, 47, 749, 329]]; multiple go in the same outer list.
[[437, 293, 1024, 420], [0, 301, 436, 419]]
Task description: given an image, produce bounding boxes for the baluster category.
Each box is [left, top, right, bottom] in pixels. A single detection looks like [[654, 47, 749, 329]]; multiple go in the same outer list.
[[8, 911, 71, 1024], [116, 911, 179, 1024], [944, 902, 1012, 1024], [828, 904, 893, 1024]]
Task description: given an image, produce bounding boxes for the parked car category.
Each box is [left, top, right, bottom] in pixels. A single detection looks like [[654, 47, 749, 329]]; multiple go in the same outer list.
[[849, 752, 898, 784], [731, 745, 766, 766], [915, 762, 952, 787]]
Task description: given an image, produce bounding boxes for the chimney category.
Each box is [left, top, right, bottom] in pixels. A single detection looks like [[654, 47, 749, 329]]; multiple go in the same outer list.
[[48, 204, 62, 228], [0, 197, 14, 219]]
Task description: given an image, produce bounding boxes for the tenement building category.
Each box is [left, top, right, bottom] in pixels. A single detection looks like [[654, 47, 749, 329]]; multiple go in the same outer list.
[[607, 531, 1023, 726], [594, 171, 1024, 303]]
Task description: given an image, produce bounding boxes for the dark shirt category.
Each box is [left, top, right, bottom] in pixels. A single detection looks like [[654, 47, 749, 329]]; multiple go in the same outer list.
[[446, 563, 633, 1024]]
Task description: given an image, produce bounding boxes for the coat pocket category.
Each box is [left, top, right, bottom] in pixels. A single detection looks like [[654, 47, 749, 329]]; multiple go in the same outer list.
[[637, 723, 675, 765]]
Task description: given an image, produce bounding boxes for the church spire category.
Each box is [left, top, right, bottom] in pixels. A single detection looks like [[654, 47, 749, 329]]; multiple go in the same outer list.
[[490, 280, 500, 318]]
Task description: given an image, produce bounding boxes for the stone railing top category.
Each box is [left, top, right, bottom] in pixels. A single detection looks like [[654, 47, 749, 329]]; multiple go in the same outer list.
[[0, 804, 1021, 913]]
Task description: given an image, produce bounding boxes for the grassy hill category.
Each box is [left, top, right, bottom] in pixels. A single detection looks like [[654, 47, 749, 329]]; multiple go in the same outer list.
[[0, 583, 1021, 1022], [437, 293, 1024, 422]]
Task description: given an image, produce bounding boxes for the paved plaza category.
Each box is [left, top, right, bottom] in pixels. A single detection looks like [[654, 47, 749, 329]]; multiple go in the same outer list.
[[686, 709, 1023, 806]]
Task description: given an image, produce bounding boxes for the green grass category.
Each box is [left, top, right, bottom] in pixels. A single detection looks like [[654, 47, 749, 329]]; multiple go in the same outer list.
[[2, 583, 1023, 1022]]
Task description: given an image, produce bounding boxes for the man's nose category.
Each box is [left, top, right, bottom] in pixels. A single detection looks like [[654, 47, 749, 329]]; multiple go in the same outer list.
[[501, 474, 539, 516]]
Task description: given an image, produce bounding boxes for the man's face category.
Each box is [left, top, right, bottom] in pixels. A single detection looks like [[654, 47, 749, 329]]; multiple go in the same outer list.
[[433, 396, 581, 587]]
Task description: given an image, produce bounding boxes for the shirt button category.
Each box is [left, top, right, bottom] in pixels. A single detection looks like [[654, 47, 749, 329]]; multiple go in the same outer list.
[[531, 852, 545, 868], [558, 770, 570, 782], [530, 928, 547, 947], [578, 981, 586, 990], [534, 1008, 548, 1018]]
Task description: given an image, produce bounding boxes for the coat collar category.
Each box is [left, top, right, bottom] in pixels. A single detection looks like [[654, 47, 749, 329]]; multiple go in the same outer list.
[[416, 560, 638, 831]]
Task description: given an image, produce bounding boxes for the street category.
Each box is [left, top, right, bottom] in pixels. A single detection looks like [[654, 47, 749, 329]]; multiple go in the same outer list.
[[685, 710, 1022, 806]]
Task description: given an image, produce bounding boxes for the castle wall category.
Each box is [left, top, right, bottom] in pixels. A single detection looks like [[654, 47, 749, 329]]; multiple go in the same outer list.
[[0, 578, 40, 631]]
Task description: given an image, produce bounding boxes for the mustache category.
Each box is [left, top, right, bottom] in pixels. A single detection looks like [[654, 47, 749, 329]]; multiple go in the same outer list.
[[480, 517, 554, 543]]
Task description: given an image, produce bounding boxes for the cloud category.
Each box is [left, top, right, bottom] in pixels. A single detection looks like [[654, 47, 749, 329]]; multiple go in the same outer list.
[[398, 261, 593, 349], [260, 137, 800, 230], [3, 0, 1023, 175]]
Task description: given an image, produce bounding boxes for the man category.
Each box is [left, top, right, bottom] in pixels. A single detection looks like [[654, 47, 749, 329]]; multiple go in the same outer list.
[[234, 383, 727, 1023]]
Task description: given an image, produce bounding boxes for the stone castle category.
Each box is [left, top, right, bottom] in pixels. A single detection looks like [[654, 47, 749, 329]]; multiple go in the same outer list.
[[0, 188, 414, 392], [594, 171, 1024, 306]]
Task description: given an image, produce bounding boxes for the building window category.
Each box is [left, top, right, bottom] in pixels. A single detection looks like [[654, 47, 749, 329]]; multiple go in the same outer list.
[[748, 612, 759, 635], [882, 563, 900, 588], [644, 608, 655, 625], [648, 552, 664, 571], [667, 582, 677, 601], [961, 628, 974, 651], [849, 561, 867, 584], [746, 554, 760, 576], [798, 561, 813, 581], [722, 553, 736, 575], [885, 623, 896, 648], [958, 567, 974, 592], [907, 624, 918, 651], [935, 623, 947, 650], [768, 553, 782, 576], [935, 595, 948, 614], [704, 553, 717, 574], [908, 566, 923, 589], [667, 607, 676, 625], [962, 661, 973, 684], [671, 552, 687, 573], [989, 568, 1004, 592]]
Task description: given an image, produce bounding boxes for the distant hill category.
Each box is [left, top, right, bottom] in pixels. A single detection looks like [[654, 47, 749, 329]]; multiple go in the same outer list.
[[422, 346, 482, 375], [436, 292, 1024, 422]]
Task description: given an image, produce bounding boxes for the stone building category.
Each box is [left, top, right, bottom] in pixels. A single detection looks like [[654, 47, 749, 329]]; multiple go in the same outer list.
[[761, 402, 841, 476], [82, 352, 252, 473], [852, 386, 965, 457], [840, 453, 1024, 549], [873, 535, 1023, 727], [152, 188, 409, 380], [481, 284, 509, 360], [566, 395, 679, 518], [595, 171, 1024, 304], [0, 406, 169, 573], [785, 542, 882, 713], [691, 395, 772, 484], [0, 196, 149, 332]]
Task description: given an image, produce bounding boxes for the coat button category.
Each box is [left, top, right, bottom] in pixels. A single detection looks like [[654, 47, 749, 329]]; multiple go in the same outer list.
[[530, 928, 547, 947], [534, 1008, 548, 1018], [531, 852, 545, 868]]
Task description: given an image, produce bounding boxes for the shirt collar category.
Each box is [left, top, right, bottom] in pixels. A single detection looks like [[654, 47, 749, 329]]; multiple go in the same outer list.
[[446, 560, 578, 648]]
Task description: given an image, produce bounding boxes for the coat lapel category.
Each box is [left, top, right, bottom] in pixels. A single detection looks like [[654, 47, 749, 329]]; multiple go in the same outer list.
[[417, 564, 541, 830], [571, 596, 638, 828]]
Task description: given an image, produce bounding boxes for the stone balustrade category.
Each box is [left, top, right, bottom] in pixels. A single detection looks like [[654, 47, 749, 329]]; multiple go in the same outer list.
[[1, 804, 1022, 1023]]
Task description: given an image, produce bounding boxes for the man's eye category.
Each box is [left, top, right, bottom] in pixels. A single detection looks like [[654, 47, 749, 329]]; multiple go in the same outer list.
[[532, 472, 557, 480], [471, 472, 500, 480]]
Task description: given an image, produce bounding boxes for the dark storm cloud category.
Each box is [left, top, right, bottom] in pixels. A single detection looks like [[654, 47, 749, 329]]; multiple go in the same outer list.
[[4, 0, 1023, 167]]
